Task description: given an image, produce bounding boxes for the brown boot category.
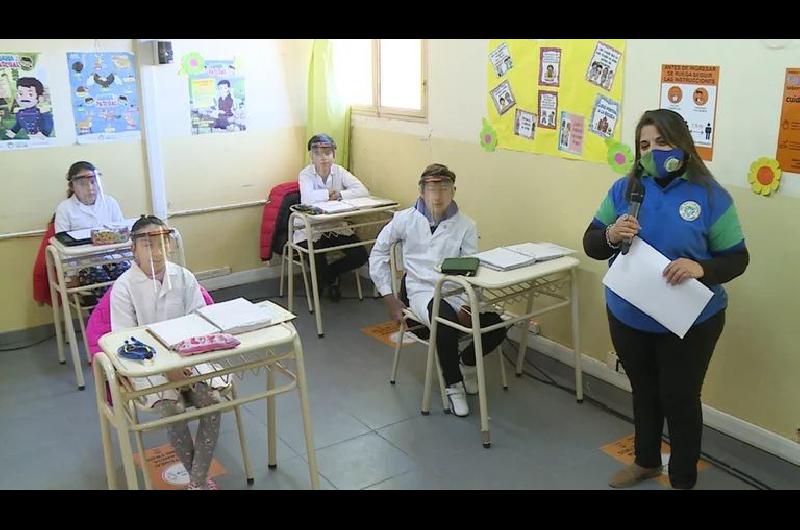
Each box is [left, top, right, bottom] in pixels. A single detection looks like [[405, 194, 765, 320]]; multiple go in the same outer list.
[[609, 463, 663, 488]]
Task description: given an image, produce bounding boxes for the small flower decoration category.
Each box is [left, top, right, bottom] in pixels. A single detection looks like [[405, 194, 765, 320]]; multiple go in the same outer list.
[[747, 157, 782, 196], [480, 118, 497, 152], [179, 52, 205, 76], [606, 139, 634, 174]]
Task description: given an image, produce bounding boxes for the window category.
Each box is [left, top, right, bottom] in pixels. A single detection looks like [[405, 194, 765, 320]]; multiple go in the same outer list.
[[333, 39, 427, 121]]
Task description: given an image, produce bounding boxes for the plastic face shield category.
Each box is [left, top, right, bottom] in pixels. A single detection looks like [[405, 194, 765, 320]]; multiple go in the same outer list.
[[419, 176, 455, 219], [69, 171, 106, 207], [131, 227, 184, 293]]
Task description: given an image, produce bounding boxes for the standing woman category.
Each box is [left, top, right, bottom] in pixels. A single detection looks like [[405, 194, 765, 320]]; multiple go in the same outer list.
[[583, 109, 749, 489]]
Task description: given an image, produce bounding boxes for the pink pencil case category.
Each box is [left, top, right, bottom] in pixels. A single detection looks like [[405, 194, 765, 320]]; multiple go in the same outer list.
[[175, 333, 241, 356]]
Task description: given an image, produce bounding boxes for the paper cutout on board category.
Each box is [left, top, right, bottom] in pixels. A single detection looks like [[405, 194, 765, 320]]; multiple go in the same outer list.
[[489, 42, 513, 78], [585, 41, 621, 91], [490, 80, 516, 115], [539, 47, 561, 87], [188, 59, 246, 134], [179, 52, 205, 76], [0, 52, 56, 150], [606, 139, 634, 174], [557, 111, 584, 156], [537, 90, 558, 130], [776, 68, 800, 174], [747, 157, 782, 196], [513, 109, 536, 139], [589, 94, 620, 139], [480, 118, 498, 152]]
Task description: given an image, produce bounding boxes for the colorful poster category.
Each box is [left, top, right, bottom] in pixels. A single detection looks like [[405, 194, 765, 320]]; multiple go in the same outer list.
[[539, 47, 561, 87], [558, 111, 584, 156], [537, 90, 558, 129], [585, 41, 621, 91], [66, 52, 141, 144], [589, 94, 619, 139], [776, 68, 800, 174], [490, 80, 516, 115], [189, 59, 246, 135], [0, 52, 56, 150], [489, 42, 513, 78], [486, 39, 626, 163], [659, 64, 720, 161], [513, 109, 535, 139]]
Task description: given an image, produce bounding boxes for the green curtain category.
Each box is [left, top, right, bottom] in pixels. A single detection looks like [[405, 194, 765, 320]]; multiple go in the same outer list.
[[307, 39, 351, 170]]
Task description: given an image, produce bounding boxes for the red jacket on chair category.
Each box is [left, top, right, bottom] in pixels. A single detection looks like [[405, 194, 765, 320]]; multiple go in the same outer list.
[[260, 181, 300, 261], [32, 222, 57, 306]]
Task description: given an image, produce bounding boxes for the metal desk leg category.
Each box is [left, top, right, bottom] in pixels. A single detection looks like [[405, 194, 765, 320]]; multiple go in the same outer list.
[[231, 383, 254, 484], [516, 289, 535, 376], [266, 366, 277, 469], [467, 286, 491, 448], [287, 244, 295, 312], [93, 355, 118, 489], [131, 404, 153, 490], [306, 238, 325, 338], [571, 268, 583, 403], [292, 335, 320, 489], [45, 248, 66, 364], [421, 293, 441, 416], [53, 251, 85, 390], [73, 294, 92, 365]]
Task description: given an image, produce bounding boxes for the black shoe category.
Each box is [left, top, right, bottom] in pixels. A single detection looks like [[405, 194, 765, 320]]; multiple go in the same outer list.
[[328, 280, 341, 303]]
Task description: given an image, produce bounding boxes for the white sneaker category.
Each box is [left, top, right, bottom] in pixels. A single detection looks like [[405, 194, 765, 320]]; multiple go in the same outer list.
[[445, 382, 470, 417], [459, 363, 479, 395]]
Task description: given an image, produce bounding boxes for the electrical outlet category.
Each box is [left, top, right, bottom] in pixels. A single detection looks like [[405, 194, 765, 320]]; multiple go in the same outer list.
[[607, 350, 626, 375]]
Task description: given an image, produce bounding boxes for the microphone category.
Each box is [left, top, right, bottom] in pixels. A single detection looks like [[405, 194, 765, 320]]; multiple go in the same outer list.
[[619, 176, 645, 255]]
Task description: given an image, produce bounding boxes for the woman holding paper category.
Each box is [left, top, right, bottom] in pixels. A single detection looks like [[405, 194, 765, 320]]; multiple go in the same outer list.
[[583, 109, 749, 489], [111, 215, 227, 490]]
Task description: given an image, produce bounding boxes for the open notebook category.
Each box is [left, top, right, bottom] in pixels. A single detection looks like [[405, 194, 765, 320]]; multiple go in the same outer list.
[[146, 299, 296, 349], [472, 242, 576, 271], [313, 196, 396, 214]]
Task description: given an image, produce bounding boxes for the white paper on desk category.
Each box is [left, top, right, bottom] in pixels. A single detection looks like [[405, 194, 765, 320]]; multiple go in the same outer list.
[[66, 228, 94, 240], [506, 242, 576, 261], [602, 237, 714, 339], [343, 197, 396, 209]]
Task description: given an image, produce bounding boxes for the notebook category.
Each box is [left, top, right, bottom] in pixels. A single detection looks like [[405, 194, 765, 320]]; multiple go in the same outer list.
[[314, 200, 358, 214], [505, 242, 576, 261], [147, 314, 221, 350], [342, 197, 397, 209], [473, 247, 536, 271], [195, 297, 277, 334]]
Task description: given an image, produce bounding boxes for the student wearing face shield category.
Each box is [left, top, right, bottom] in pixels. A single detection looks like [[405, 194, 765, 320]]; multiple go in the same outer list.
[[295, 133, 370, 302], [369, 164, 507, 418], [54, 161, 125, 233], [110, 215, 229, 490]]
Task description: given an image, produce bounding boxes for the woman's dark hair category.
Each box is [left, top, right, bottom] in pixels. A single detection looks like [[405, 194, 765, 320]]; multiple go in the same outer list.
[[628, 109, 716, 190], [131, 214, 167, 235], [65, 161, 96, 198], [419, 163, 456, 183]]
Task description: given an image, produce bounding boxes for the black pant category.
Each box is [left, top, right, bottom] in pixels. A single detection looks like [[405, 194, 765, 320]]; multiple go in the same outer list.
[[607, 308, 725, 489], [298, 234, 368, 285], [427, 299, 507, 386]]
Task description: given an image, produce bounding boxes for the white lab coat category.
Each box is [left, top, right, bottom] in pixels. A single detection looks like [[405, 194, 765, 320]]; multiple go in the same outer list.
[[370, 207, 478, 327], [294, 163, 369, 244], [111, 261, 229, 408], [54, 194, 124, 233]]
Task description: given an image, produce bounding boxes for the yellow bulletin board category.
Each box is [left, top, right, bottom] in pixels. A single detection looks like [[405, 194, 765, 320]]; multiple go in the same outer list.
[[485, 39, 627, 163]]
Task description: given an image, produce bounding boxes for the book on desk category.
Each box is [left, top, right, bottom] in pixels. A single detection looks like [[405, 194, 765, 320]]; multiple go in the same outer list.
[[472, 242, 576, 272], [146, 298, 296, 350]]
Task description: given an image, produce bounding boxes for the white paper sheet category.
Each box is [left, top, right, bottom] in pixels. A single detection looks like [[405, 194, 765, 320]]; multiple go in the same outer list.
[[343, 197, 396, 209], [602, 237, 714, 339], [506, 242, 576, 261], [315, 200, 357, 214], [66, 228, 94, 240]]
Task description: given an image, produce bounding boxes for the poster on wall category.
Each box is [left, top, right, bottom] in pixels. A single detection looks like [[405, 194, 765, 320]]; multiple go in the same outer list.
[[0, 52, 56, 150], [659, 64, 720, 161], [66, 52, 141, 144], [188, 59, 246, 135], [489, 43, 513, 78], [558, 111, 584, 156], [485, 39, 626, 163], [776, 68, 800, 174], [589, 94, 619, 139], [585, 41, 621, 91]]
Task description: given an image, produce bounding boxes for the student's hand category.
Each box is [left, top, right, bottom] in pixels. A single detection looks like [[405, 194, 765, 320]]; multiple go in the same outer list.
[[383, 295, 406, 324], [663, 258, 704, 285], [329, 190, 342, 201], [166, 367, 193, 382], [607, 214, 641, 245]]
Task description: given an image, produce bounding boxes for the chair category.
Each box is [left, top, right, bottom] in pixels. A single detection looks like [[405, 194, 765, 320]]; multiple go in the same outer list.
[[387, 242, 508, 414]]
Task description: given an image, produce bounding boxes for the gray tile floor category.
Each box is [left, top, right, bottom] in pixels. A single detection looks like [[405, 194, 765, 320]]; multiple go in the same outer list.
[[1, 276, 798, 490]]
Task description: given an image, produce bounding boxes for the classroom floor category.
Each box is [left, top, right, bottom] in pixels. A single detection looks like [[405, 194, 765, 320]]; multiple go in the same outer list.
[[1, 276, 798, 490]]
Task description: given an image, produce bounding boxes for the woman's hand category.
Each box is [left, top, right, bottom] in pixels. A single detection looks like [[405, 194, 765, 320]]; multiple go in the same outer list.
[[607, 214, 641, 245], [383, 295, 407, 324], [663, 258, 704, 285]]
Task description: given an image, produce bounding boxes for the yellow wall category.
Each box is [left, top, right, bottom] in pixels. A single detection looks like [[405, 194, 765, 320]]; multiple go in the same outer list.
[[0, 39, 311, 334], [350, 39, 800, 441]]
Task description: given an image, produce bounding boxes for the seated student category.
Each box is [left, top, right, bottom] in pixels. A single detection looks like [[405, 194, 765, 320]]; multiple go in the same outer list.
[[54, 161, 124, 233], [111, 215, 228, 490], [295, 133, 370, 302], [54, 161, 128, 304], [369, 163, 507, 417]]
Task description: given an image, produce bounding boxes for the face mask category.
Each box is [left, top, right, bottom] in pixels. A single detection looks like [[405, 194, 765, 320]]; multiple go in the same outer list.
[[639, 148, 685, 179]]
